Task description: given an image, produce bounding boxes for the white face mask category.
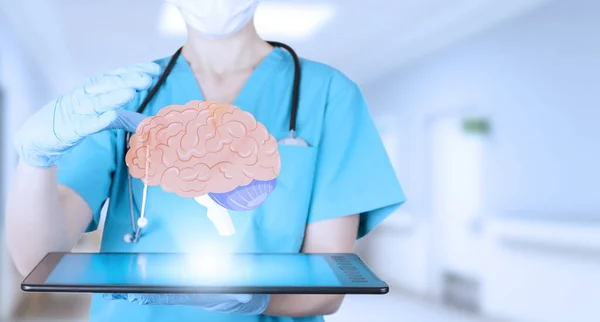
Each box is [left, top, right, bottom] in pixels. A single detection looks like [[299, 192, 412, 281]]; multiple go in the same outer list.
[[167, 0, 259, 39]]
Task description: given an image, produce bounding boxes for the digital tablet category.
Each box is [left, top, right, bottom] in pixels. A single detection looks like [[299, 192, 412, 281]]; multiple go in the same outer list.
[[22, 252, 389, 294]]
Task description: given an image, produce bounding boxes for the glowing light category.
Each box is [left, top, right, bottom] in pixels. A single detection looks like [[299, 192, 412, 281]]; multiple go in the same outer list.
[[254, 2, 336, 39], [158, 1, 336, 39], [184, 253, 235, 283], [158, 3, 186, 37]]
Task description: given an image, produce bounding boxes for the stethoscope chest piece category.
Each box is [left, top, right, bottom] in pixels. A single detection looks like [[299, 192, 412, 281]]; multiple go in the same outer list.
[[124, 226, 143, 244], [278, 130, 309, 147], [278, 137, 309, 146], [124, 233, 135, 243]]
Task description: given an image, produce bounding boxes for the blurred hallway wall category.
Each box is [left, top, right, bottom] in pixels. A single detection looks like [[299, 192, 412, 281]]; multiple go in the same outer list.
[[0, 19, 54, 319], [360, 0, 600, 321]]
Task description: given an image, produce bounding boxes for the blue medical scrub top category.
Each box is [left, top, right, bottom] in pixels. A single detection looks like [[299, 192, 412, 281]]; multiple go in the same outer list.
[[56, 47, 405, 322]]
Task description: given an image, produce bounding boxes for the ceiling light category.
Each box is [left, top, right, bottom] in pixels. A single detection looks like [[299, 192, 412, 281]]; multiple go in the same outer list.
[[158, 3, 186, 37], [158, 1, 336, 39], [255, 2, 335, 39]]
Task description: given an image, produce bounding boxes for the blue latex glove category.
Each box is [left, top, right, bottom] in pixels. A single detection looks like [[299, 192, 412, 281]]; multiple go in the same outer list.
[[14, 62, 161, 168], [103, 293, 270, 315]]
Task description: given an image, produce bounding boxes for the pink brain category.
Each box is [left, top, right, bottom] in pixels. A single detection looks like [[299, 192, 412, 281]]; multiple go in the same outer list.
[[125, 100, 281, 198]]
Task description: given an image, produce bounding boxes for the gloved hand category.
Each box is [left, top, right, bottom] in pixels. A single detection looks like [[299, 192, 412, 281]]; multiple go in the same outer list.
[[14, 62, 161, 168], [103, 293, 270, 315]]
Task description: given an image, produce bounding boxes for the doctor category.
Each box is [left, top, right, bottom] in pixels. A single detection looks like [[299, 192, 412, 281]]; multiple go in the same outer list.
[[6, 0, 405, 321]]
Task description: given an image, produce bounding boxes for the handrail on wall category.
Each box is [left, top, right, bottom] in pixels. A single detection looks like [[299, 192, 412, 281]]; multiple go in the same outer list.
[[486, 215, 600, 258]]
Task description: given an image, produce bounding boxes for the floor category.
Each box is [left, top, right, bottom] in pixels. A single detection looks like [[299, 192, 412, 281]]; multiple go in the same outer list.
[[9, 290, 496, 322], [327, 292, 495, 322]]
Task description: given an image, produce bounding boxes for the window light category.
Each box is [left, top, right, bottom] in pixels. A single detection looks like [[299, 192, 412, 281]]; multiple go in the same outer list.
[[158, 1, 335, 40]]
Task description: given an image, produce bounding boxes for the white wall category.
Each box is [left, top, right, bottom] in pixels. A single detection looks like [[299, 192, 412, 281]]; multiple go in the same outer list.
[[361, 0, 600, 321], [365, 0, 600, 217], [0, 21, 53, 319]]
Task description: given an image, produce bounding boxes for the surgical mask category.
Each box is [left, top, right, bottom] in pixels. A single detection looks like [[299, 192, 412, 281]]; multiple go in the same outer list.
[[167, 0, 259, 38]]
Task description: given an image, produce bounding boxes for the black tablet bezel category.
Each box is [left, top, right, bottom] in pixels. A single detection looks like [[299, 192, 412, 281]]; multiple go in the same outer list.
[[22, 252, 389, 295]]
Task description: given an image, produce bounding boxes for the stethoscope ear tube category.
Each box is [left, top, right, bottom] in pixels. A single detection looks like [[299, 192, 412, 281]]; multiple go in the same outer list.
[[266, 41, 301, 134]]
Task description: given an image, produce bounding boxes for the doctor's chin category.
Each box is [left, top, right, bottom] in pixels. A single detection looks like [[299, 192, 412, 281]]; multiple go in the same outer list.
[[1, 0, 599, 321]]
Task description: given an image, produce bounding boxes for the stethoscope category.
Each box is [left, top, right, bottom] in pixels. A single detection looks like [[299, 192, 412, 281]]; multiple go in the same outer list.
[[123, 41, 306, 243]]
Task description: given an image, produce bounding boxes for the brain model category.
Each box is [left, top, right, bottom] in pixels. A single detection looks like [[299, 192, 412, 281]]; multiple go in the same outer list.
[[125, 100, 281, 235]]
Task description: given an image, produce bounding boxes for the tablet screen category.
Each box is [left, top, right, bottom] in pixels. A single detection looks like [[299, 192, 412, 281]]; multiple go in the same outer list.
[[24, 253, 388, 294], [47, 253, 337, 287]]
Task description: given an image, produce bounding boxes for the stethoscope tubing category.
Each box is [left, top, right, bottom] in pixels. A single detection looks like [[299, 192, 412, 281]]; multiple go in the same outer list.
[[123, 42, 302, 243]]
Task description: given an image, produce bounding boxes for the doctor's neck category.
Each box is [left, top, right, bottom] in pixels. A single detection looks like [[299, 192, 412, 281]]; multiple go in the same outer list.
[[181, 20, 273, 75]]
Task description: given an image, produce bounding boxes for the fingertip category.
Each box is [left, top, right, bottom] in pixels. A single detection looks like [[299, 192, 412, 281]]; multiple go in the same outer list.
[[97, 109, 118, 128], [127, 294, 147, 305], [103, 293, 123, 300], [237, 294, 253, 303], [147, 62, 161, 75], [130, 62, 161, 76], [108, 62, 161, 78], [113, 88, 137, 108], [89, 86, 136, 113], [137, 73, 154, 91], [120, 72, 155, 92]]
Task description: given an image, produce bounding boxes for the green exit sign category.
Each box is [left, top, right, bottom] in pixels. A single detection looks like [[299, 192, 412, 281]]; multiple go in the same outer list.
[[462, 118, 491, 135]]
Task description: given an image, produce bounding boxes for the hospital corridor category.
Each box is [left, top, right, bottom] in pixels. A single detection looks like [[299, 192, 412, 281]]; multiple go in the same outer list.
[[1, 0, 599, 321]]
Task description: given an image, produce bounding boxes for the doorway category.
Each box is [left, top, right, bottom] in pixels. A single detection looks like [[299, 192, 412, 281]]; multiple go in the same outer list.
[[428, 115, 489, 312]]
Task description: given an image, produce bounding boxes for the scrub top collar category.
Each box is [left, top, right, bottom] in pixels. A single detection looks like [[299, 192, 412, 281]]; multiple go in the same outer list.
[[169, 46, 289, 108]]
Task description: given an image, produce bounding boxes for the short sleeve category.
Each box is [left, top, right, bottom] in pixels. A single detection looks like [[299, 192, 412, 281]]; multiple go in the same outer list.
[[56, 130, 117, 232], [308, 75, 406, 239]]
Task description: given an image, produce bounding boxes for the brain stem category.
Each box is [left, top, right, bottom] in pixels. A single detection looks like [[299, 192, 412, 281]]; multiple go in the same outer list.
[[194, 195, 236, 236]]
